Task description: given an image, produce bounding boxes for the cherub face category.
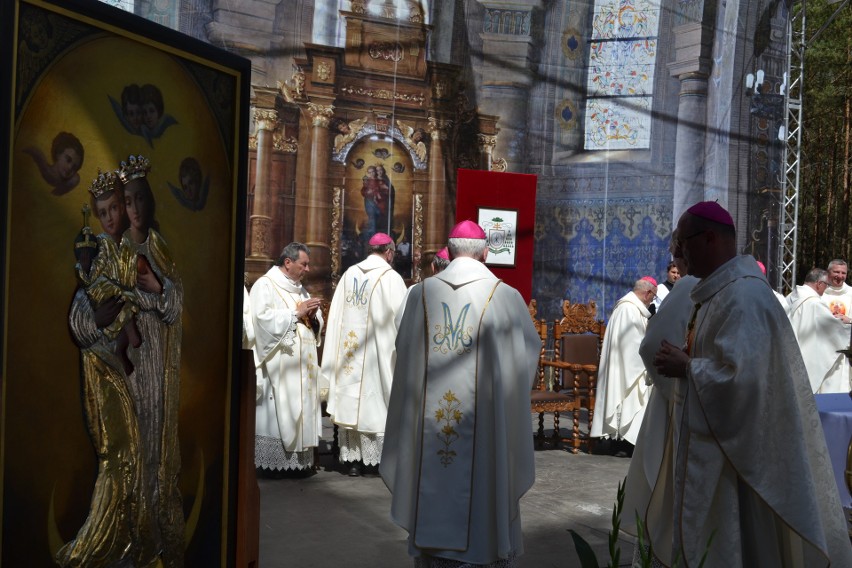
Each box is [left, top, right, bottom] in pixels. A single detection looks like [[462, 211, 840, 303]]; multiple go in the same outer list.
[[181, 173, 199, 200], [124, 103, 142, 129], [56, 147, 82, 180], [142, 102, 160, 129]]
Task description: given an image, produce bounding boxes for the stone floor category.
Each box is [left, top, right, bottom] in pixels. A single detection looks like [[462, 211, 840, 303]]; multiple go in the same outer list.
[[258, 418, 636, 567]]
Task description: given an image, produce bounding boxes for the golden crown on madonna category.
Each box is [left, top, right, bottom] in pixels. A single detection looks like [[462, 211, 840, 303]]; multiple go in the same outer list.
[[117, 154, 151, 184]]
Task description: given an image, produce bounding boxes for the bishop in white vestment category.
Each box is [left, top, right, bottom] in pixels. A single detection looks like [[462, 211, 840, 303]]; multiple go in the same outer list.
[[590, 278, 657, 444], [381, 222, 539, 567], [787, 268, 851, 393], [252, 243, 324, 472], [653, 203, 852, 567], [322, 233, 406, 475]]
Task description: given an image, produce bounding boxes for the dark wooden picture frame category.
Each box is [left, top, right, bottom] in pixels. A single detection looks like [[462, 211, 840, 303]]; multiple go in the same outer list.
[[0, 0, 250, 565]]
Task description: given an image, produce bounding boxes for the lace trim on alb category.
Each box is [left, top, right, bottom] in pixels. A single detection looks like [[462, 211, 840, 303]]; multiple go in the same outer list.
[[280, 316, 298, 353], [255, 435, 313, 470], [631, 542, 664, 568], [339, 430, 384, 466]]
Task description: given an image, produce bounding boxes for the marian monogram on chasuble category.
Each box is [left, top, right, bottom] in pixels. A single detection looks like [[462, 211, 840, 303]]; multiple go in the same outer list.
[[340, 275, 370, 375], [336, 268, 390, 380], [432, 303, 474, 355], [344, 274, 370, 307], [414, 278, 500, 551]]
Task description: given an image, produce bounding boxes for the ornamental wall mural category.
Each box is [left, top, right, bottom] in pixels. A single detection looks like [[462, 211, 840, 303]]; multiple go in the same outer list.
[[128, 0, 787, 321]]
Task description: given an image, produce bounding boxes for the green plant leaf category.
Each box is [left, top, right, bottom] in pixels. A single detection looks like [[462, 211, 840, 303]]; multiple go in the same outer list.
[[568, 530, 600, 568]]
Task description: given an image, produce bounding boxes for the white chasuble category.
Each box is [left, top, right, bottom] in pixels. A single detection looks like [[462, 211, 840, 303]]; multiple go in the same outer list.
[[323, 255, 406, 433], [414, 277, 499, 551], [660, 256, 852, 567], [788, 285, 851, 393], [591, 291, 652, 444], [252, 267, 323, 454], [381, 256, 539, 565], [821, 282, 852, 317]]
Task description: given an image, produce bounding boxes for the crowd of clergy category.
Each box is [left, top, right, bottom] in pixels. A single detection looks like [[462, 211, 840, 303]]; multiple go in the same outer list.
[[243, 220, 540, 567], [240, 202, 852, 567], [595, 256, 852, 459]]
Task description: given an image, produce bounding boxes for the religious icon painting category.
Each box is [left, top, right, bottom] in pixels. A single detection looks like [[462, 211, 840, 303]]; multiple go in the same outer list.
[[478, 207, 518, 267], [333, 123, 422, 284], [0, 0, 250, 565]]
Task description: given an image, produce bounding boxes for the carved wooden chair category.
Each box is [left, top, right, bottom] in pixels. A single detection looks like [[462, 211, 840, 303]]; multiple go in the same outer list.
[[540, 300, 606, 453], [528, 300, 576, 449]]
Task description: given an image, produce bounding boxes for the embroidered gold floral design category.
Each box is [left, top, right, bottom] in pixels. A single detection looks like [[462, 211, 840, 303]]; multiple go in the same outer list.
[[434, 390, 463, 467], [307, 351, 317, 380], [342, 330, 359, 375]]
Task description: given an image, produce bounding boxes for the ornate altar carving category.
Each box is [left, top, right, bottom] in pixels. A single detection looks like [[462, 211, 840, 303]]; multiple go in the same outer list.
[[331, 186, 343, 283], [273, 133, 298, 153], [307, 102, 334, 127], [412, 193, 424, 283], [245, 5, 497, 287]]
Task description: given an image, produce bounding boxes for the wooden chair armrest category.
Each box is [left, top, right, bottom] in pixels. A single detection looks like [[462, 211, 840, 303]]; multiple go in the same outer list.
[[541, 360, 575, 370]]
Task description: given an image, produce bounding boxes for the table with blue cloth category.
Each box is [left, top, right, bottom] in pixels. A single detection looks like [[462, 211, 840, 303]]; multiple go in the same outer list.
[[815, 393, 852, 508]]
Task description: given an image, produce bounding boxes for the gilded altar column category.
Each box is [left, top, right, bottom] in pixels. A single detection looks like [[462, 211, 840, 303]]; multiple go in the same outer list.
[[300, 101, 335, 288], [426, 117, 452, 260], [246, 108, 278, 278]]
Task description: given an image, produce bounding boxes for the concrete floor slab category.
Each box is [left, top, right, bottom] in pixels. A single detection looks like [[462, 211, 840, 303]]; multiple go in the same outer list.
[[259, 420, 637, 567]]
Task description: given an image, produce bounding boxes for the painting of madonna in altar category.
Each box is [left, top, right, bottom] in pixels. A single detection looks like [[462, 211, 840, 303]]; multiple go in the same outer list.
[[338, 139, 417, 280], [0, 0, 249, 565]]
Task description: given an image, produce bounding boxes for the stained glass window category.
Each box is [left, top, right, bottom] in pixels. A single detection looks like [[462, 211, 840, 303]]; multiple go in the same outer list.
[[584, 0, 660, 150]]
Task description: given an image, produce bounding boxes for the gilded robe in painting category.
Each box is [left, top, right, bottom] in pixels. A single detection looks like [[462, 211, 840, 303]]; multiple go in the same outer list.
[[123, 229, 185, 567], [60, 228, 184, 567]]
